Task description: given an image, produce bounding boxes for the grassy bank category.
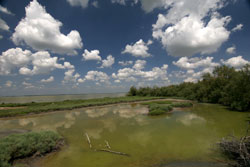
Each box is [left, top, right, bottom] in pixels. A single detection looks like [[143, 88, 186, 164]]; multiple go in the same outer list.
[[0, 96, 164, 117], [0, 131, 63, 167], [142, 101, 193, 116]]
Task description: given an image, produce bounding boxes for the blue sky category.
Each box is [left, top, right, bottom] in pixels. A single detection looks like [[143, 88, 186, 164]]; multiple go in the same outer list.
[[0, 0, 249, 96]]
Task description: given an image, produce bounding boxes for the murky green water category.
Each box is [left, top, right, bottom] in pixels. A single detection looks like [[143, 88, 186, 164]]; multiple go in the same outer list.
[[0, 103, 248, 167], [0, 93, 126, 103]]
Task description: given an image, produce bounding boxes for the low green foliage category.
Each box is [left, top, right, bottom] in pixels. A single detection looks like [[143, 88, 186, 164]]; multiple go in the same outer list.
[[148, 104, 173, 116], [128, 65, 250, 111], [0, 131, 62, 167], [142, 101, 193, 116], [0, 96, 163, 117]]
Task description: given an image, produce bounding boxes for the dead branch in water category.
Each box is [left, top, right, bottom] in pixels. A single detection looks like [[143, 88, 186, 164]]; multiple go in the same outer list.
[[218, 121, 250, 167], [105, 140, 111, 149], [97, 149, 129, 156], [85, 133, 92, 149]]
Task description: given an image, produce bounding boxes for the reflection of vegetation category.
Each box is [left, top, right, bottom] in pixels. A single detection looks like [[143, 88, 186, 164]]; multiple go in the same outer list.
[[0, 131, 63, 167], [128, 65, 250, 111], [0, 96, 162, 117], [142, 101, 193, 116]]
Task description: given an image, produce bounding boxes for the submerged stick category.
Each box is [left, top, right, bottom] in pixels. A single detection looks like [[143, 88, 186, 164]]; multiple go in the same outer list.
[[105, 140, 111, 149], [97, 149, 129, 157], [85, 133, 92, 149]]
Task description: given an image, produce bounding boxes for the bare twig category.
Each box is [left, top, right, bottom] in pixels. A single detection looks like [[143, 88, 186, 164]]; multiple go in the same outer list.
[[97, 149, 129, 156], [105, 140, 111, 149], [85, 133, 92, 149]]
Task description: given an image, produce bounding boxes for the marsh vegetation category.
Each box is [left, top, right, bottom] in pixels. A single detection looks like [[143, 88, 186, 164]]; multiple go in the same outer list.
[[0, 131, 63, 167]]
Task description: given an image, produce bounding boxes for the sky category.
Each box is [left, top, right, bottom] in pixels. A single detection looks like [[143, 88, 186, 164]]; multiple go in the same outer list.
[[0, 0, 249, 96]]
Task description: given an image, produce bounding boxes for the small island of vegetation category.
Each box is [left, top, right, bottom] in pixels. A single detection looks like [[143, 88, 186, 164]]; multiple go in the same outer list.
[[142, 101, 193, 116]]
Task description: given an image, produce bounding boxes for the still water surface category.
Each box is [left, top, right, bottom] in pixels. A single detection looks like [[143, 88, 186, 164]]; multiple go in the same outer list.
[[0, 103, 248, 167]]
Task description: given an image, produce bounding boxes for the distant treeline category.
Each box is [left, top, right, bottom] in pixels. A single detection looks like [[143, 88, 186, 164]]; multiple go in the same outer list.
[[127, 65, 250, 111]]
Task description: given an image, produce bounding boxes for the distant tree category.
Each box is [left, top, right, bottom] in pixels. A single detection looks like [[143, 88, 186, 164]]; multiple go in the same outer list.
[[127, 86, 137, 96], [126, 65, 250, 111]]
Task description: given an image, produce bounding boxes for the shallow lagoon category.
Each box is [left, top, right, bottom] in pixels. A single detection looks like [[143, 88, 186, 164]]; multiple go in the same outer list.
[[0, 103, 248, 167]]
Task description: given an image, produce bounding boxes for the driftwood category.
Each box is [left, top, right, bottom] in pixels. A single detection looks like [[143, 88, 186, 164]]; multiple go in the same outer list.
[[105, 140, 111, 149], [85, 133, 92, 149], [97, 149, 129, 156], [84, 133, 129, 156]]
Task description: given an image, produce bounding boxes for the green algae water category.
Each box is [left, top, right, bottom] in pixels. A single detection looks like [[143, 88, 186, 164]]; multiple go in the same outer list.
[[0, 103, 248, 167]]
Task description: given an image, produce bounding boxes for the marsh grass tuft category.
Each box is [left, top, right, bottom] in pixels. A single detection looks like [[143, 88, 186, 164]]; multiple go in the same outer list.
[[142, 101, 193, 116], [0, 131, 63, 167]]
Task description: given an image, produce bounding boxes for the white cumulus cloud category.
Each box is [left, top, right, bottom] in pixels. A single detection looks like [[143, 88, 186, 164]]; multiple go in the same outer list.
[[221, 56, 249, 68], [118, 60, 133, 66], [112, 63, 168, 82], [82, 49, 102, 61], [122, 39, 152, 58], [0, 48, 74, 76], [152, 0, 231, 57], [19, 51, 64, 75], [226, 46, 236, 54], [12, 0, 83, 55], [79, 71, 110, 84], [133, 60, 146, 70], [173, 57, 219, 70], [100, 55, 115, 68], [41, 76, 54, 83]]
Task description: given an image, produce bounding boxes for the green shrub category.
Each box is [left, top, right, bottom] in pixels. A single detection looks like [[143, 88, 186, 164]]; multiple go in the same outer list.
[[148, 104, 173, 116], [0, 131, 63, 167]]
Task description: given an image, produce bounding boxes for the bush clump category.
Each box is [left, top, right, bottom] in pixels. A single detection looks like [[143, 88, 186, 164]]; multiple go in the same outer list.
[[148, 104, 173, 116], [218, 135, 250, 167], [0, 131, 63, 167]]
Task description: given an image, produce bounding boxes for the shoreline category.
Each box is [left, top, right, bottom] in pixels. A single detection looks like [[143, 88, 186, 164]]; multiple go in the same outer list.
[[0, 97, 190, 119]]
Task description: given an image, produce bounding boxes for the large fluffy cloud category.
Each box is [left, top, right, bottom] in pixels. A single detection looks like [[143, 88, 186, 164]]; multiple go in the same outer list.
[[152, 0, 232, 57], [12, 0, 83, 55], [0, 48, 32, 75], [122, 39, 152, 58], [19, 51, 65, 75], [0, 48, 73, 76]]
